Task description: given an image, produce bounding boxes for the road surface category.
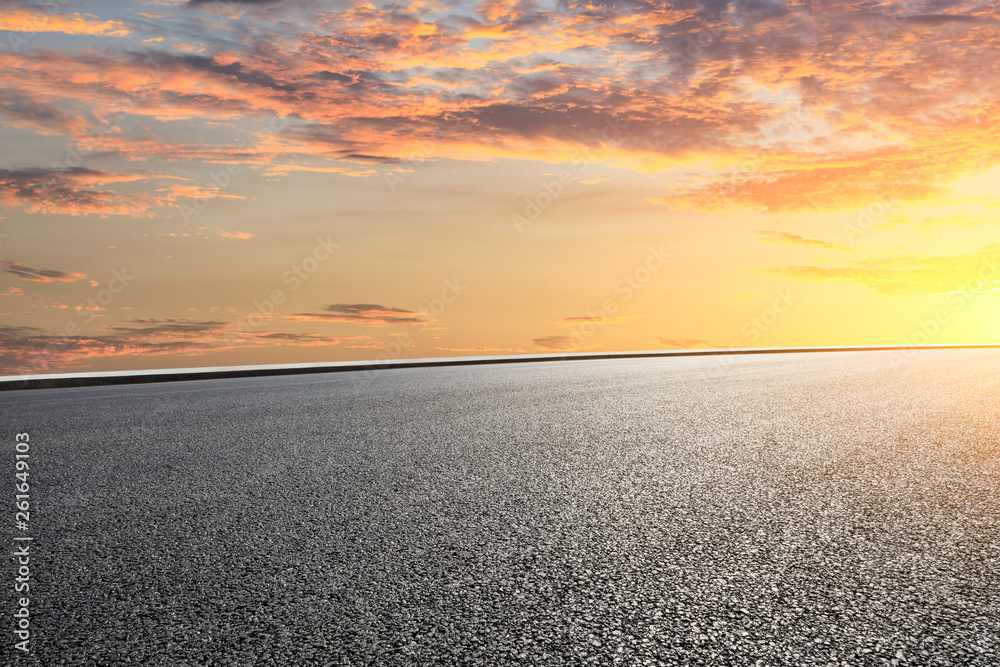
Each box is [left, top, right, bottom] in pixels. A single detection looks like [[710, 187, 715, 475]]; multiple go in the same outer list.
[[2, 349, 998, 664]]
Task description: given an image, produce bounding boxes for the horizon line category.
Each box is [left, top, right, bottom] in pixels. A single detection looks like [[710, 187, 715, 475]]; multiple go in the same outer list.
[[3, 343, 999, 391]]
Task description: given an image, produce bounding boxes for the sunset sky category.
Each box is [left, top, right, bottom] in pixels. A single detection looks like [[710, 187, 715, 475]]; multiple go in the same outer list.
[[1, 0, 999, 375]]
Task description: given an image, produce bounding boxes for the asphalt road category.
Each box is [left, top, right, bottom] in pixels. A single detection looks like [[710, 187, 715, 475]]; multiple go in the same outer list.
[[2, 349, 999, 665]]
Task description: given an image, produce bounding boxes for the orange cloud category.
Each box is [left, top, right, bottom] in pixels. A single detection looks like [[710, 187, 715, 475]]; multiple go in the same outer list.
[[0, 10, 130, 37], [288, 304, 430, 326], [657, 338, 714, 349], [0, 167, 162, 216], [756, 231, 849, 250], [1, 260, 87, 283], [0, 0, 996, 255], [767, 245, 1000, 296], [218, 230, 254, 240], [548, 315, 639, 326], [532, 335, 573, 350], [659, 147, 953, 213], [0, 318, 346, 375], [0, 0, 993, 212], [162, 185, 240, 199]]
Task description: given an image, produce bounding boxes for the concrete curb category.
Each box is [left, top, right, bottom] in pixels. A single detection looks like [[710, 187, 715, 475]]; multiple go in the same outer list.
[[2, 344, 999, 391]]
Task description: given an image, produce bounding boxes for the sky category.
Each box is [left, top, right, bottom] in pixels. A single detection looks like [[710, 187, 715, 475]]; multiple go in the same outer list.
[[0, 0, 999, 375]]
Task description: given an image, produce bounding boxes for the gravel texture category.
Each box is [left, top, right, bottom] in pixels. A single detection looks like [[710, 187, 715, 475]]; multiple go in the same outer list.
[[2, 349, 999, 665]]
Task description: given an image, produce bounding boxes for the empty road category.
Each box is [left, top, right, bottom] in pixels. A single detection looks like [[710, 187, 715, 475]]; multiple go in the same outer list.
[[2, 349, 998, 665]]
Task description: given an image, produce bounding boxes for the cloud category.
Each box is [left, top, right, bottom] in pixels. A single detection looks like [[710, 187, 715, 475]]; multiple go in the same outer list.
[[0, 325, 219, 375], [906, 14, 981, 25], [0, 167, 158, 216], [532, 335, 573, 350], [1, 260, 87, 283], [288, 303, 429, 325], [766, 245, 1000, 296], [0, 167, 241, 218], [549, 315, 639, 326], [104, 318, 230, 337], [659, 150, 950, 213], [0, 318, 343, 374], [336, 335, 383, 349], [187, 0, 285, 4], [0, 89, 87, 136], [249, 331, 338, 344], [756, 231, 848, 250], [142, 51, 300, 93], [218, 230, 254, 239], [0, 0, 995, 212], [0, 10, 130, 37], [160, 185, 247, 201], [657, 337, 714, 348]]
